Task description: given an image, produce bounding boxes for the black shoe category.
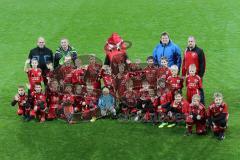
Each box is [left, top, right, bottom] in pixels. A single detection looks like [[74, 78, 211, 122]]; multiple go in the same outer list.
[[218, 132, 225, 141], [184, 131, 192, 136]]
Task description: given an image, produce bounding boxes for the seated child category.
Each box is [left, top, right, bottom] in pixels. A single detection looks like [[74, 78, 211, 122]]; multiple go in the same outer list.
[[207, 92, 229, 140], [61, 84, 76, 124], [11, 85, 30, 121], [46, 80, 60, 120], [98, 87, 116, 118], [185, 94, 207, 136], [30, 83, 47, 123]]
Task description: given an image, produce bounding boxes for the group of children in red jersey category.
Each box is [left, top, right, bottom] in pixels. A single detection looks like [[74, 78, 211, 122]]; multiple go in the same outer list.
[[11, 53, 229, 140]]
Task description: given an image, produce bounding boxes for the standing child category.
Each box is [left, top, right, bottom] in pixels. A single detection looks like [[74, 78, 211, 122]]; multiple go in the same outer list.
[[24, 58, 43, 92], [186, 64, 202, 103], [144, 56, 158, 90], [99, 65, 116, 97], [185, 94, 207, 135], [85, 55, 102, 89], [157, 56, 172, 81], [207, 92, 229, 140], [59, 55, 74, 85], [166, 65, 183, 96], [71, 59, 86, 86]]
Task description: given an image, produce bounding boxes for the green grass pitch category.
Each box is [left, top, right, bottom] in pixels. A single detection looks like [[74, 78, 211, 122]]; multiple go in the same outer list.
[[0, 0, 239, 159]]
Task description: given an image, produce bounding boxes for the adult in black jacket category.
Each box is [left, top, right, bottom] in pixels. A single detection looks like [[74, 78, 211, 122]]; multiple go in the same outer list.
[[28, 37, 53, 84], [182, 36, 206, 104]]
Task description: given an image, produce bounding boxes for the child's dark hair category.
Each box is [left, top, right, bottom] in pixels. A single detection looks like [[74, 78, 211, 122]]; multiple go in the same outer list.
[[34, 83, 42, 86], [160, 56, 168, 62], [18, 85, 25, 89], [147, 56, 154, 61]]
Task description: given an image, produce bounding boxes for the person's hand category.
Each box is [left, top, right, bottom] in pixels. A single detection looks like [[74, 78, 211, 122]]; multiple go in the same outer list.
[[26, 83, 30, 90], [25, 59, 30, 64], [126, 59, 131, 64], [14, 94, 19, 101], [34, 106, 38, 111], [197, 115, 201, 120], [173, 101, 178, 108]]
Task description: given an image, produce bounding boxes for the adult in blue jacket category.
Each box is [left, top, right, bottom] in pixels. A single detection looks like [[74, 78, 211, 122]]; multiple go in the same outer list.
[[153, 32, 182, 70]]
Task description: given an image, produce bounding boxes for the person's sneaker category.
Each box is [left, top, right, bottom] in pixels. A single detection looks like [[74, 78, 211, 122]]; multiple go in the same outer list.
[[134, 116, 139, 122], [158, 122, 168, 128], [90, 117, 96, 122], [69, 120, 76, 124], [218, 132, 225, 141], [40, 117, 45, 123], [167, 123, 176, 128], [111, 115, 118, 119], [184, 131, 192, 136]]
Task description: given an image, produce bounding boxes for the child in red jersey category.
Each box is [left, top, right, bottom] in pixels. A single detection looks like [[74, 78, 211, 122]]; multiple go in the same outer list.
[[116, 63, 129, 98], [30, 83, 47, 123], [207, 92, 229, 140], [166, 65, 183, 96], [85, 55, 102, 89], [186, 64, 202, 103], [165, 91, 190, 128], [157, 56, 171, 81], [156, 79, 173, 128], [61, 84, 76, 124], [119, 80, 138, 118], [71, 59, 86, 85], [59, 55, 74, 86], [128, 59, 144, 93], [73, 84, 86, 113], [144, 56, 158, 90], [99, 65, 116, 96], [185, 94, 207, 136], [135, 80, 155, 122], [11, 86, 30, 120], [24, 58, 43, 92], [82, 84, 100, 122], [46, 80, 60, 120], [45, 62, 56, 84]]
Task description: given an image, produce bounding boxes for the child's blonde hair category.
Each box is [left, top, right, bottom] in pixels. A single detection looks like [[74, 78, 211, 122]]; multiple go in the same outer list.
[[213, 92, 223, 99], [102, 87, 110, 94], [189, 64, 196, 71], [192, 94, 201, 101], [170, 65, 178, 71]]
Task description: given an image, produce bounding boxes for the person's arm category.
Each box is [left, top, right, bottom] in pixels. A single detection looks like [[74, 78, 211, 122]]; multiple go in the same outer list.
[[152, 45, 159, 66], [54, 50, 61, 69], [98, 96, 104, 109], [11, 94, 19, 106], [181, 51, 186, 77], [198, 48, 205, 78], [175, 45, 182, 71], [24, 59, 30, 72], [49, 49, 54, 63], [104, 56, 110, 65]]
